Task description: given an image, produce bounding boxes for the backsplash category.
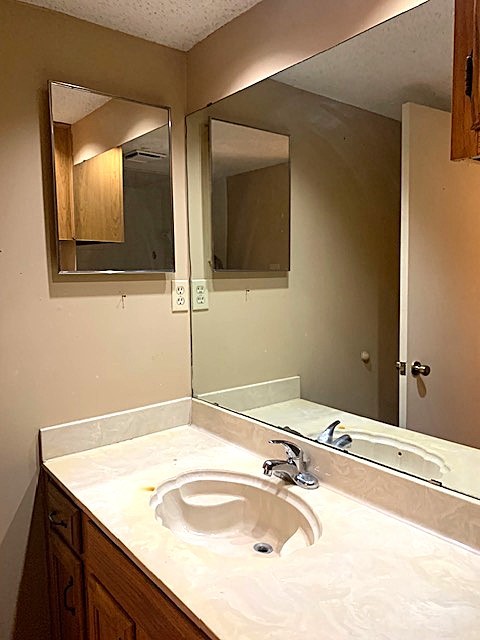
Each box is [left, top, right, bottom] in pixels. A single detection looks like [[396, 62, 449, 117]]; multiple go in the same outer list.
[[40, 397, 191, 460]]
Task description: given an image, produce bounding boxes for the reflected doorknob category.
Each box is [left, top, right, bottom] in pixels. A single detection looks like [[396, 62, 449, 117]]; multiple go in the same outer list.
[[411, 360, 431, 376]]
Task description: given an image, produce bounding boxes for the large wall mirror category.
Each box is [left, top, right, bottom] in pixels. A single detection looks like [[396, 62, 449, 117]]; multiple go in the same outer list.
[[49, 82, 174, 273], [187, 0, 480, 500]]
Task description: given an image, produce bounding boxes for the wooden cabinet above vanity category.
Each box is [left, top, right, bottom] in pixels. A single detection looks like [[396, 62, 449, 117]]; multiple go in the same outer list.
[[44, 473, 210, 640], [452, 0, 480, 159]]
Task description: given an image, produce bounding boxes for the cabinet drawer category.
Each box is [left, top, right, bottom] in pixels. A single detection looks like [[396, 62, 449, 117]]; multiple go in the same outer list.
[[46, 478, 83, 553]]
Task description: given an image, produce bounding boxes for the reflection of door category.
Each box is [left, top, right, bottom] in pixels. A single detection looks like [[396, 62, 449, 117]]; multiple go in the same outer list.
[[399, 103, 480, 449]]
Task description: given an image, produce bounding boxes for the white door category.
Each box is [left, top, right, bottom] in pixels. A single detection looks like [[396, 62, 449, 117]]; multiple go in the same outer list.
[[399, 102, 480, 449]]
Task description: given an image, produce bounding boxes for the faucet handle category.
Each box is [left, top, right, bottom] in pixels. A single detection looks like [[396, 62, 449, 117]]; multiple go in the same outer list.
[[268, 439, 302, 460]]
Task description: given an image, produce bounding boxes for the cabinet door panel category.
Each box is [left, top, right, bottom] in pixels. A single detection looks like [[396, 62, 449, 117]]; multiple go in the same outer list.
[[53, 123, 75, 239], [451, 0, 480, 159], [48, 534, 85, 640], [84, 521, 210, 639], [73, 147, 124, 242], [87, 575, 135, 640]]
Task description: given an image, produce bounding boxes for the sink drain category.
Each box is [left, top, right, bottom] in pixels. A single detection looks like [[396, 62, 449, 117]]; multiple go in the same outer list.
[[253, 542, 273, 554]]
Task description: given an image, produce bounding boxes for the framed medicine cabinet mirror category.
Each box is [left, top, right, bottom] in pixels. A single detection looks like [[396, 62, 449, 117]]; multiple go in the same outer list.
[[188, 0, 480, 501], [49, 81, 174, 274], [209, 118, 290, 271]]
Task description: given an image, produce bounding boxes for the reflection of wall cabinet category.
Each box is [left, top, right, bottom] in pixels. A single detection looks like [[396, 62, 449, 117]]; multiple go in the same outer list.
[[53, 123, 75, 240], [53, 124, 124, 242], [44, 474, 208, 640], [452, 0, 480, 160], [73, 148, 124, 242]]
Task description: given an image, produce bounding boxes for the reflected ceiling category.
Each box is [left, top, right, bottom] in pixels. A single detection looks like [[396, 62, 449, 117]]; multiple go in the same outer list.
[[276, 0, 453, 120]]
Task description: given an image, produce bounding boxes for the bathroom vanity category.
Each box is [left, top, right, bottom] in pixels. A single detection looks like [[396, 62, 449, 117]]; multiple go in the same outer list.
[[41, 403, 480, 640], [44, 474, 208, 640]]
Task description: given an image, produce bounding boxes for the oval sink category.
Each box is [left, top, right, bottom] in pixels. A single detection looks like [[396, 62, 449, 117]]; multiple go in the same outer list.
[[346, 431, 449, 479], [150, 470, 321, 558]]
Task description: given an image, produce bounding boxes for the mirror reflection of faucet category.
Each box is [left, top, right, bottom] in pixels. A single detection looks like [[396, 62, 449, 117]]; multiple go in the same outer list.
[[316, 420, 353, 450]]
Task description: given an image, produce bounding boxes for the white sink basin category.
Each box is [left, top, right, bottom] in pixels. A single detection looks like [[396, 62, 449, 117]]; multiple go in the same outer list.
[[346, 431, 449, 479], [150, 470, 321, 558]]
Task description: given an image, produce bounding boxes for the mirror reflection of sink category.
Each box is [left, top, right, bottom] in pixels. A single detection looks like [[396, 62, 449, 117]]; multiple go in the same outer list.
[[150, 471, 322, 558], [344, 431, 449, 479]]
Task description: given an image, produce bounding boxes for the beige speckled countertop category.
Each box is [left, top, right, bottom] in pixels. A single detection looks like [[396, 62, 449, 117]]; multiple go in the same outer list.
[[45, 424, 480, 640]]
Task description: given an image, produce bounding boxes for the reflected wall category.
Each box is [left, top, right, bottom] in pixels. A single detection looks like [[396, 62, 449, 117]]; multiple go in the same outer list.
[[189, 79, 401, 424]]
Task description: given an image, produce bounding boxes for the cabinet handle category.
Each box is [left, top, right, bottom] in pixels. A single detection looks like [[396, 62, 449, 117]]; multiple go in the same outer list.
[[466, 52, 473, 98], [63, 576, 76, 615], [48, 511, 68, 528]]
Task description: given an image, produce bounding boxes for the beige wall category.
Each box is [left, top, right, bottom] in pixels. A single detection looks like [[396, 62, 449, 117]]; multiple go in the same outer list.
[[186, 0, 428, 112], [189, 80, 400, 423], [226, 163, 290, 270], [0, 1, 189, 637]]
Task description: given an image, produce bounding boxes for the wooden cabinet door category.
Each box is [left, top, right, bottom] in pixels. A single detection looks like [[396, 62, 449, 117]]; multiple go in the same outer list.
[[53, 123, 75, 240], [84, 521, 210, 640], [73, 147, 124, 242], [451, 0, 480, 159], [48, 533, 86, 640], [87, 575, 135, 640], [470, 0, 480, 130], [87, 575, 136, 640]]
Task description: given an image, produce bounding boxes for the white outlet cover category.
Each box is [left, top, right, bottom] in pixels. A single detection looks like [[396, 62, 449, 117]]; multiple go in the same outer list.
[[192, 279, 209, 311], [172, 280, 190, 312]]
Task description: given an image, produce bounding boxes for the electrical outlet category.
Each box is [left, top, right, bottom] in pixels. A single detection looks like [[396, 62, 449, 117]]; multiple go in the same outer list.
[[192, 279, 209, 310], [171, 280, 189, 312]]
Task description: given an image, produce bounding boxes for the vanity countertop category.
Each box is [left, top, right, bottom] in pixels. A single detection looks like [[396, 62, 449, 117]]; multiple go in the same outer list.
[[44, 424, 480, 640]]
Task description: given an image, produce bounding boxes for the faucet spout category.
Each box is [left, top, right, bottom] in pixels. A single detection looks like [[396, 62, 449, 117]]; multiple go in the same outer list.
[[263, 460, 298, 476], [316, 420, 341, 444], [315, 421, 352, 450], [262, 459, 293, 476]]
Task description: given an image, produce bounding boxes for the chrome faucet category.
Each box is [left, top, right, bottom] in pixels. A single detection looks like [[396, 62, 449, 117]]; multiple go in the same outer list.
[[316, 420, 352, 450], [263, 439, 319, 489]]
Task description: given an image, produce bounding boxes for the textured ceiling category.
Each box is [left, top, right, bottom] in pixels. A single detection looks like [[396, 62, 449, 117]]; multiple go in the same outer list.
[[21, 0, 263, 51], [275, 0, 453, 121]]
